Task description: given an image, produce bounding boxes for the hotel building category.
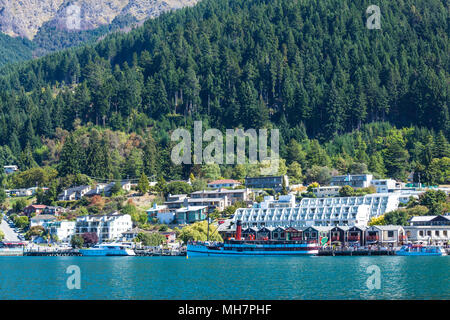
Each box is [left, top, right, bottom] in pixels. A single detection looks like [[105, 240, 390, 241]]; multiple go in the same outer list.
[[75, 213, 132, 242]]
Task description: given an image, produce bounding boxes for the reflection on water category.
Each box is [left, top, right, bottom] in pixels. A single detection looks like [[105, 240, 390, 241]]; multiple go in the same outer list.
[[0, 256, 448, 300]]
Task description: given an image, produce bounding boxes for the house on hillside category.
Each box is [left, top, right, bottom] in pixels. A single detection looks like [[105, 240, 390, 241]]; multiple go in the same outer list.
[[23, 205, 47, 217], [207, 179, 242, 189], [58, 185, 92, 201]]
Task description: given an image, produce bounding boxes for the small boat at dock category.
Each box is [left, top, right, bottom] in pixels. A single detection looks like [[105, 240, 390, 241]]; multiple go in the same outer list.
[[396, 244, 447, 256], [79, 243, 136, 256]]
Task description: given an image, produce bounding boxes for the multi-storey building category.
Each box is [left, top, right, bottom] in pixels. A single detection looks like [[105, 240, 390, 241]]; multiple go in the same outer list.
[[231, 193, 417, 230], [330, 174, 373, 189], [46, 221, 76, 242], [75, 213, 132, 242], [233, 196, 371, 229], [404, 215, 450, 245], [370, 179, 397, 193], [245, 175, 289, 192], [190, 188, 251, 205]]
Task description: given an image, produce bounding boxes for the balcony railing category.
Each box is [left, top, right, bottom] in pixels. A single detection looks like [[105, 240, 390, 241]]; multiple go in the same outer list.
[[366, 235, 379, 241], [348, 235, 360, 241]]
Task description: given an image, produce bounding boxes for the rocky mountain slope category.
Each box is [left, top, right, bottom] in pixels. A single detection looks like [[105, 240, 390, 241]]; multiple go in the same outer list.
[[0, 0, 198, 39]]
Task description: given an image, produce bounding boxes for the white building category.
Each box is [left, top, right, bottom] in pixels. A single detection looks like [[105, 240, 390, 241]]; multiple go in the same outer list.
[[30, 216, 75, 242], [47, 221, 76, 242], [300, 193, 407, 219], [231, 192, 422, 230], [371, 179, 397, 193], [58, 185, 92, 201], [75, 213, 132, 242], [30, 215, 57, 227], [233, 196, 371, 229], [404, 215, 450, 245], [258, 195, 296, 209], [312, 186, 341, 198], [190, 188, 252, 206], [365, 225, 405, 246]]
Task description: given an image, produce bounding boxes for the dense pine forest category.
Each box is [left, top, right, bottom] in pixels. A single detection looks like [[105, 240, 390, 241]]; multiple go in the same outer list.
[[0, 0, 448, 190]]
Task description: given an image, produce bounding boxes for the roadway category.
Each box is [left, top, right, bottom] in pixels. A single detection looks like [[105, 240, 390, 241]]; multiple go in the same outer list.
[[0, 214, 20, 241]]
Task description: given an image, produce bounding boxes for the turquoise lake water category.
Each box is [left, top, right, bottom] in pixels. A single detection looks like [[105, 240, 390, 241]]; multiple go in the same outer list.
[[0, 256, 449, 299]]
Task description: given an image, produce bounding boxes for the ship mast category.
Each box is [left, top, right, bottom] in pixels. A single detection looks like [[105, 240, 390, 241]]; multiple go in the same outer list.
[[207, 210, 210, 241]]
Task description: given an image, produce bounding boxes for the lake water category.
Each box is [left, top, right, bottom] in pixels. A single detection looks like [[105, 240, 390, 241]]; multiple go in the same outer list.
[[0, 256, 448, 299]]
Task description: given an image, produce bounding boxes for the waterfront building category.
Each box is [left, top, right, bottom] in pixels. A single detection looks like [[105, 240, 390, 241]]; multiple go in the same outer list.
[[75, 213, 132, 242], [231, 192, 422, 231], [347, 226, 366, 246], [329, 226, 350, 244], [303, 226, 333, 243], [234, 197, 371, 230], [217, 219, 237, 240], [23, 204, 47, 217], [207, 179, 242, 189], [272, 226, 287, 240], [245, 175, 289, 192], [365, 225, 405, 246], [403, 215, 450, 245], [312, 186, 341, 198], [46, 221, 76, 242], [330, 174, 373, 189], [242, 227, 258, 239], [58, 185, 91, 201], [175, 206, 208, 224]]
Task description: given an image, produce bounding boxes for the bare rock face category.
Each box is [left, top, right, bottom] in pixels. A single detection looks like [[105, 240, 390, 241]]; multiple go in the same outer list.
[[0, 0, 199, 39]]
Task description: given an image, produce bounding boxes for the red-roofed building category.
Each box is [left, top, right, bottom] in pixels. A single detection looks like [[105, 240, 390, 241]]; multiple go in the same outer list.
[[207, 179, 242, 189], [23, 205, 47, 217]]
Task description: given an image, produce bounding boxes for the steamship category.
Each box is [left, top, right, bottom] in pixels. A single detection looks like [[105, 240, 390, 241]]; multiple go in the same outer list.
[[186, 221, 319, 256]]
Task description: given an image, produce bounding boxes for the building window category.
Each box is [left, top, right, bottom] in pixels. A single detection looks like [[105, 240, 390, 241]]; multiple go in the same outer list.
[[388, 231, 394, 237]]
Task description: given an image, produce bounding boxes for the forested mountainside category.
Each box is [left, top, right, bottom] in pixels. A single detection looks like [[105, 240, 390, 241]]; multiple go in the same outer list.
[[0, 0, 198, 66], [0, 0, 448, 189]]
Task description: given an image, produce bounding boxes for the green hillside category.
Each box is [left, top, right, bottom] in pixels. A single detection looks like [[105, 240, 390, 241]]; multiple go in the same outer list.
[[0, 0, 448, 189]]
